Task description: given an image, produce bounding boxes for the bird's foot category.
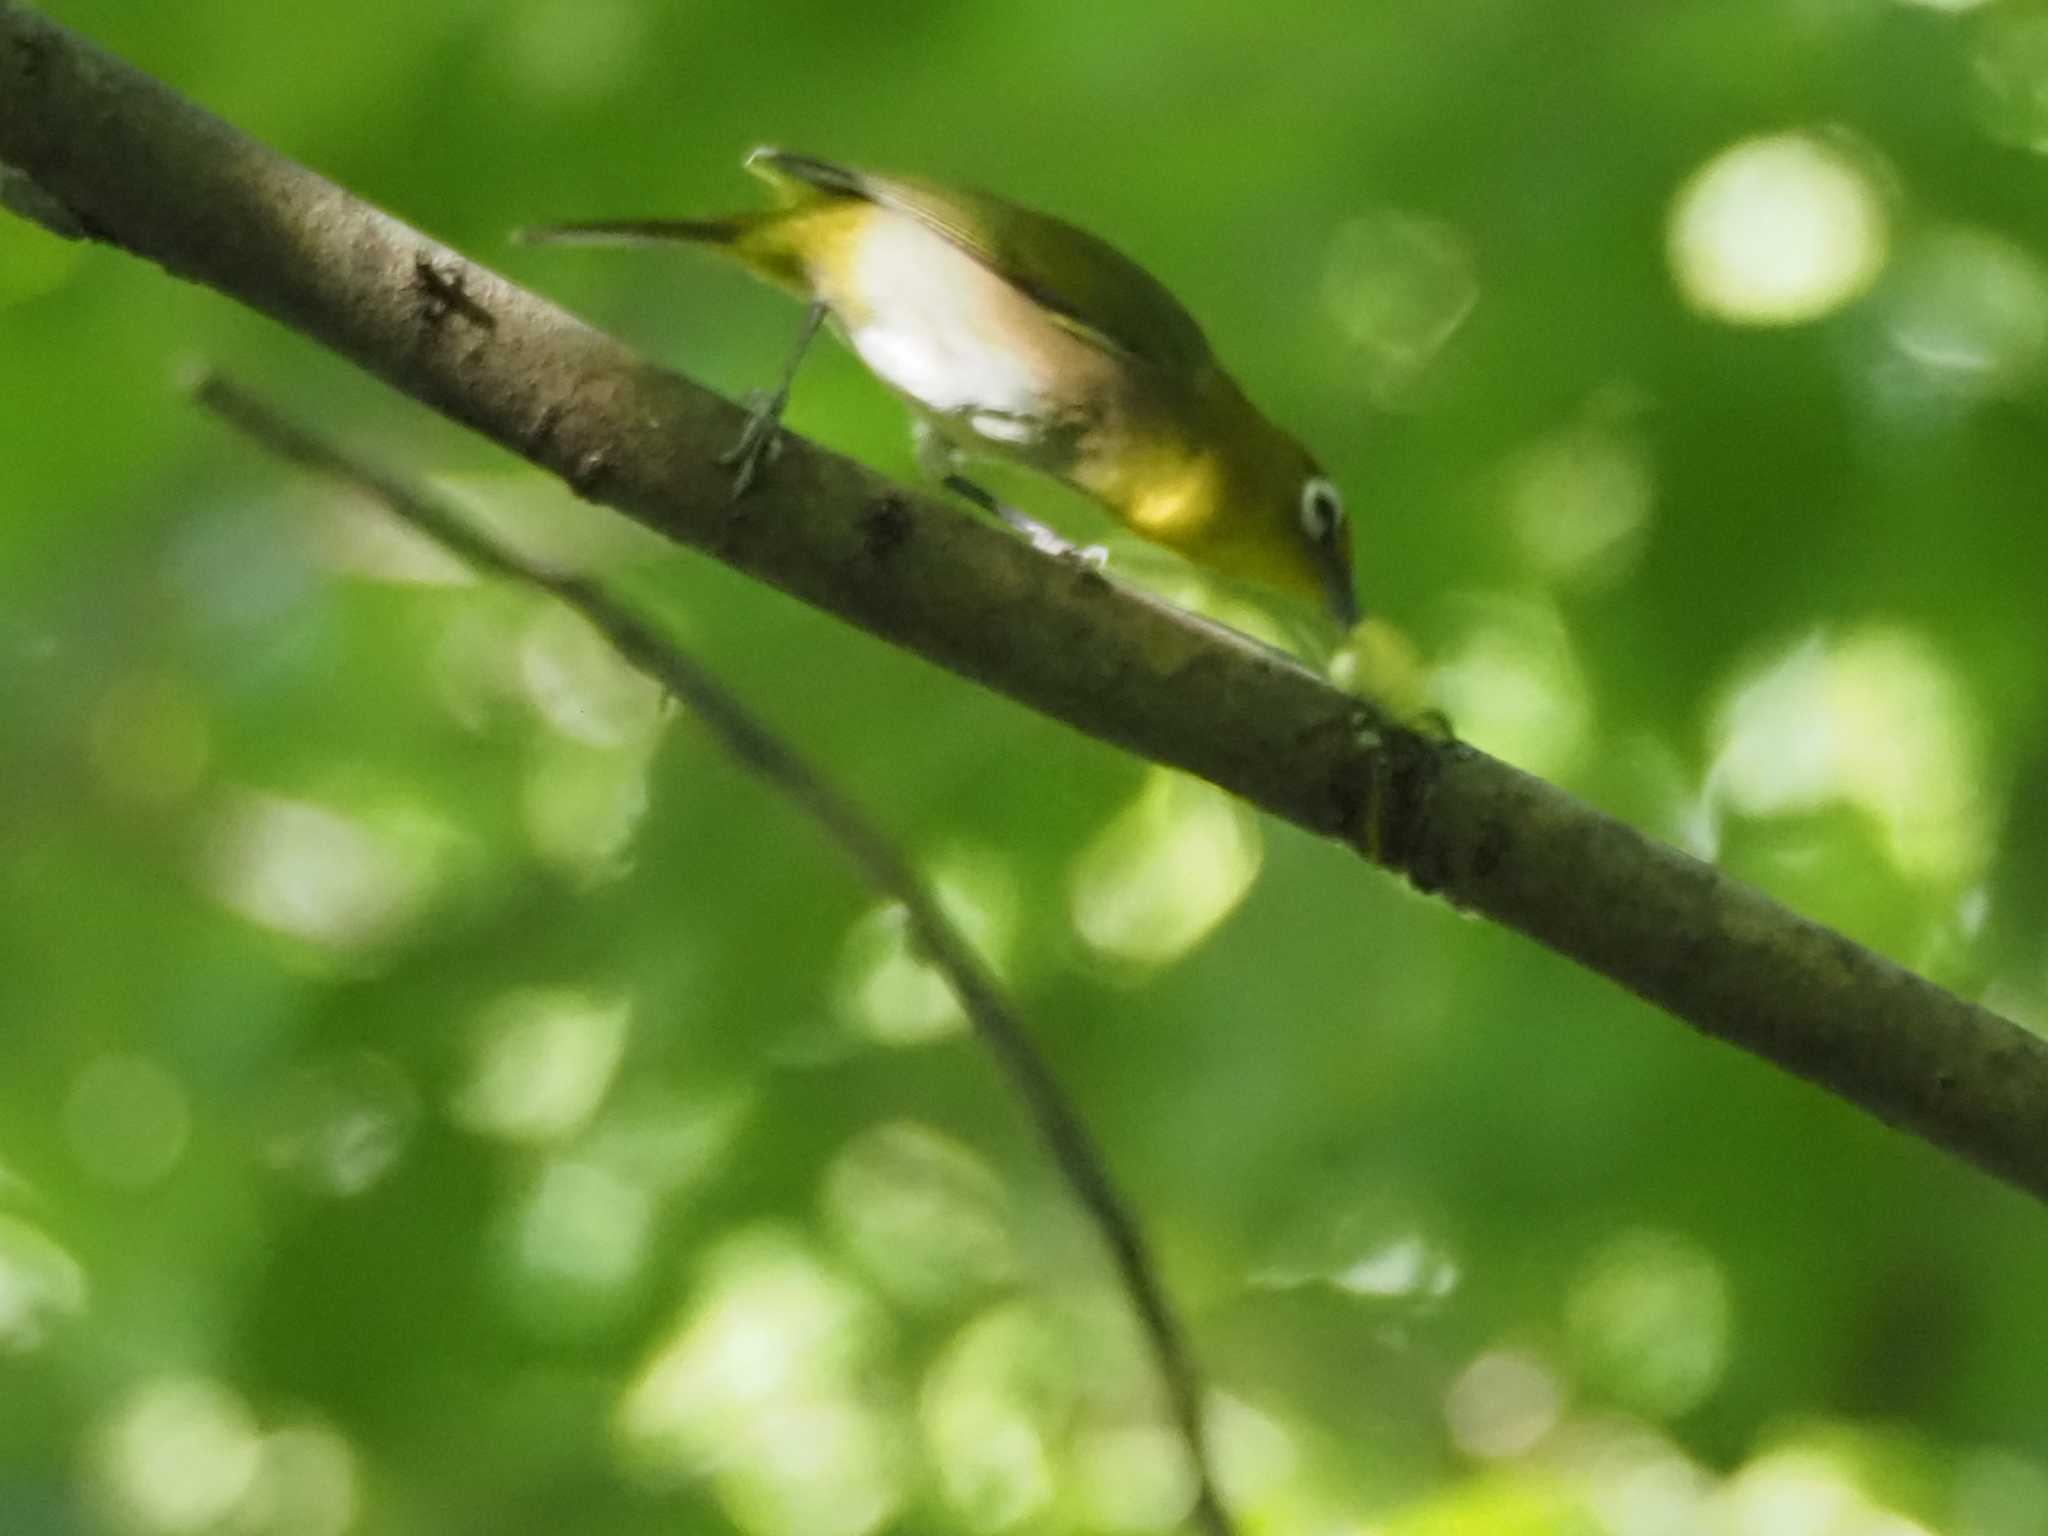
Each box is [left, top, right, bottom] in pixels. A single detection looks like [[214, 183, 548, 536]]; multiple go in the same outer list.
[[721, 301, 827, 502], [995, 503, 1105, 567], [1065, 542, 1110, 570], [935, 471, 1105, 568], [1019, 522, 1110, 572], [718, 387, 788, 500]]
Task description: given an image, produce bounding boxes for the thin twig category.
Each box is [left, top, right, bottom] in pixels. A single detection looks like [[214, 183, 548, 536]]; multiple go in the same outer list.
[[191, 373, 1236, 1536]]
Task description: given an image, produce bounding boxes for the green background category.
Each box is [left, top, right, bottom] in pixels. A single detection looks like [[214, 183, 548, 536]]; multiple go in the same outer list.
[[4, 2, 2048, 1533]]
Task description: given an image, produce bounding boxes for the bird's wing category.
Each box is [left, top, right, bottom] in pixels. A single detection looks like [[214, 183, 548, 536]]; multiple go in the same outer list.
[[746, 149, 1213, 375]]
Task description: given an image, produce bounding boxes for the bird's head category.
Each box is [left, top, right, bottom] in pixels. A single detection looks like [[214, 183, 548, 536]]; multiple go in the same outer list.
[[1204, 415, 1357, 628]]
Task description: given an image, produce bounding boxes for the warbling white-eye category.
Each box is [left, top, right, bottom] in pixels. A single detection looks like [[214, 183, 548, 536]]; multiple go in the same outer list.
[[520, 148, 1357, 626]]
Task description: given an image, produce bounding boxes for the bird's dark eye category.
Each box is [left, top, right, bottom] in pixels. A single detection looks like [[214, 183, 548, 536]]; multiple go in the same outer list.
[[1299, 477, 1343, 544]]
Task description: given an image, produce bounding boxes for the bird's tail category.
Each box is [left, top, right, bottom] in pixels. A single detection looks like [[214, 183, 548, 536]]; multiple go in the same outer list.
[[512, 211, 818, 293], [511, 217, 749, 249]]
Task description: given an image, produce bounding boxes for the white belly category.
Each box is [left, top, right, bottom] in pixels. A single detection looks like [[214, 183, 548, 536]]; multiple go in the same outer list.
[[838, 213, 1060, 442]]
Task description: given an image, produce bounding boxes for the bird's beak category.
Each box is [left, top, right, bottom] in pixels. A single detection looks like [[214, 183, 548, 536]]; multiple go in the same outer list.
[[1322, 553, 1359, 629]]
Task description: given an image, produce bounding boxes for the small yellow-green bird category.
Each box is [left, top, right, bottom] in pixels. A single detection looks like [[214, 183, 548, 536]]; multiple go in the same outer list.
[[520, 148, 1356, 625]]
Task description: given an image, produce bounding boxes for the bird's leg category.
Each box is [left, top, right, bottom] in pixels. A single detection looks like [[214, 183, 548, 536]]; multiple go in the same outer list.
[[721, 301, 827, 499], [913, 421, 1108, 567], [942, 473, 1075, 556]]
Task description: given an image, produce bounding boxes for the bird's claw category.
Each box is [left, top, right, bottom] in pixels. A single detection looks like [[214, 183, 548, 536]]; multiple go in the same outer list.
[[719, 387, 787, 501], [1019, 525, 1065, 557], [1018, 526, 1108, 570]]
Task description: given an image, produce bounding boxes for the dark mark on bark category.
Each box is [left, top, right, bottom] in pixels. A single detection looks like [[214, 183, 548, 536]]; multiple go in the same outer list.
[[10, 24, 46, 81], [1382, 732, 1453, 895], [412, 253, 494, 331], [861, 495, 910, 559], [1293, 705, 1372, 838]]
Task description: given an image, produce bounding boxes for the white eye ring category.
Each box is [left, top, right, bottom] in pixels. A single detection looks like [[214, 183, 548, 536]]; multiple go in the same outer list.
[[1299, 477, 1343, 543]]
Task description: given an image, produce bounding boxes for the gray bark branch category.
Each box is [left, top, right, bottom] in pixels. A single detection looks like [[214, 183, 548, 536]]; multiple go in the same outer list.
[[5, 3, 2047, 1205]]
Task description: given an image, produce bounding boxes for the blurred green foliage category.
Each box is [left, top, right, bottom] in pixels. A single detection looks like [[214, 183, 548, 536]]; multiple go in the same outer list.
[[5, 1, 2048, 1533]]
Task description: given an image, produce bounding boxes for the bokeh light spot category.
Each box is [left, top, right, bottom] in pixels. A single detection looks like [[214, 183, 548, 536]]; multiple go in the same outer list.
[[1972, 9, 2048, 153], [63, 1055, 191, 1189], [521, 735, 653, 879], [1253, 1196, 1462, 1303], [166, 503, 313, 633], [239, 1424, 361, 1536], [1713, 1449, 1900, 1536], [834, 848, 1018, 1045], [715, 1400, 905, 1536], [1427, 597, 1592, 778], [498, 0, 650, 101], [1505, 391, 1656, 589], [1669, 133, 1889, 325], [1322, 209, 1480, 405], [580, 1082, 754, 1197], [92, 1377, 262, 1535], [452, 986, 631, 1145], [263, 1051, 419, 1196], [520, 603, 667, 749], [1708, 627, 1987, 884], [822, 1121, 1015, 1310], [1553, 1418, 1710, 1536], [501, 1156, 656, 1334], [0, 1213, 88, 1354], [1880, 225, 2048, 401], [1445, 1351, 1565, 1461], [1567, 1230, 1730, 1419], [1208, 1393, 1301, 1510], [1333, 1235, 1462, 1301], [296, 483, 474, 584], [1071, 1423, 1195, 1534], [1070, 770, 1262, 968], [430, 591, 531, 734], [920, 1305, 1066, 1532], [200, 790, 454, 953], [617, 1228, 905, 1536]]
